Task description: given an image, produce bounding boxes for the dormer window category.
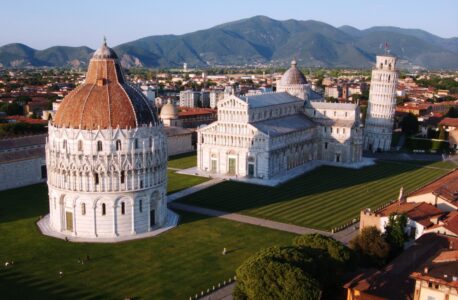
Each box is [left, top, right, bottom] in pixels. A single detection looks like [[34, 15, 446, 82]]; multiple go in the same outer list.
[[116, 140, 121, 151], [97, 141, 103, 152], [78, 140, 83, 151]]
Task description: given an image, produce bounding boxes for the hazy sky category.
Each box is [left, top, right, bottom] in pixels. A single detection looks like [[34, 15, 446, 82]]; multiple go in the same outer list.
[[1, 0, 457, 49]]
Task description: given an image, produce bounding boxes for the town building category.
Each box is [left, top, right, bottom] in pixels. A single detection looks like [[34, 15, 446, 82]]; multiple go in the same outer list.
[[196, 61, 364, 182], [0, 134, 47, 191], [42, 41, 172, 241], [209, 89, 225, 109], [159, 100, 194, 156], [345, 233, 458, 300], [364, 54, 399, 152], [179, 90, 200, 108], [406, 170, 458, 212]]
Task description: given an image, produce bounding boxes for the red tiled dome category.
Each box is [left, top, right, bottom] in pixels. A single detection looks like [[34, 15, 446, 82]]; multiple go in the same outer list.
[[53, 41, 158, 130]]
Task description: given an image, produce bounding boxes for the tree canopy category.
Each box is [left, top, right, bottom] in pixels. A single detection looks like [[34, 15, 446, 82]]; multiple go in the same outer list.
[[383, 214, 408, 257], [349, 226, 390, 267], [400, 113, 419, 136]]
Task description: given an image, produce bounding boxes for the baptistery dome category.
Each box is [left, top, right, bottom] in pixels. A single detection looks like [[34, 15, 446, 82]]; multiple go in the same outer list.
[[43, 40, 173, 242], [54, 41, 158, 130]]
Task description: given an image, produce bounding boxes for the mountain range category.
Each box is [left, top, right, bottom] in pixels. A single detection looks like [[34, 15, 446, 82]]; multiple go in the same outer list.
[[1, 16, 458, 70]]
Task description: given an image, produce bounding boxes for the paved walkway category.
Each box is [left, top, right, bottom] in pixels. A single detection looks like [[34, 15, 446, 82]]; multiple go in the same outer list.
[[199, 283, 235, 300], [167, 167, 183, 171], [169, 202, 332, 237], [167, 179, 222, 202]]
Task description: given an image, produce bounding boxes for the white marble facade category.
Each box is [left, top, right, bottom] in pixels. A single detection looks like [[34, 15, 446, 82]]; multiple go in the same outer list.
[[197, 62, 363, 180], [46, 125, 168, 238], [364, 55, 398, 152]]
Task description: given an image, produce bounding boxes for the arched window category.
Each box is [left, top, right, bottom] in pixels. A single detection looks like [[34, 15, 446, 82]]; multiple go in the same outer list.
[[380, 63, 383, 69], [62, 140, 67, 149], [120, 171, 125, 184], [134, 139, 139, 149], [149, 137, 153, 147], [78, 140, 83, 151], [102, 203, 106, 216], [97, 141, 103, 152], [116, 140, 121, 151], [81, 203, 86, 215], [139, 199, 143, 213], [140, 180, 144, 189], [121, 202, 125, 215], [325, 142, 328, 149], [94, 173, 99, 185], [388, 63, 392, 70], [388, 75, 391, 82]]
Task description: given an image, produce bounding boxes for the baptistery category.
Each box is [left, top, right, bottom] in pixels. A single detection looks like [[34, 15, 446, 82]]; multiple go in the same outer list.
[[45, 40, 168, 240]]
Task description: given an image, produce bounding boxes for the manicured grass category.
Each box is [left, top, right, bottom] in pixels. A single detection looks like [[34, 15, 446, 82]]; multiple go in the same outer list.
[[179, 161, 451, 230], [167, 170, 208, 194], [0, 184, 295, 300], [168, 152, 197, 170]]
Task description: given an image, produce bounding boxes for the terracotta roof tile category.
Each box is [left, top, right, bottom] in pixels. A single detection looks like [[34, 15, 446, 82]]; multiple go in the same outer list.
[[53, 43, 158, 130]]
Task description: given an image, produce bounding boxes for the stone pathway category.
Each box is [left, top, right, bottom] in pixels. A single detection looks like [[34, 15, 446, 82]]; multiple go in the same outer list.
[[167, 167, 183, 171], [169, 202, 331, 237], [167, 179, 223, 202], [198, 283, 235, 300]]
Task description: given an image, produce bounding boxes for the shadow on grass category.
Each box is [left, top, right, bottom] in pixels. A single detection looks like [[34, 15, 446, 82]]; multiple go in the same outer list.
[[0, 184, 49, 224], [0, 268, 109, 300]]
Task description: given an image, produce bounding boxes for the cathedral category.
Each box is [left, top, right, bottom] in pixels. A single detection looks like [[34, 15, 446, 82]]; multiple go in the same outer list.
[[197, 61, 364, 180], [44, 41, 170, 240]]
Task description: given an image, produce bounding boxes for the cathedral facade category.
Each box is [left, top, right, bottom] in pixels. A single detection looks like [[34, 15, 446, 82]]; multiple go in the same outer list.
[[197, 61, 364, 180], [45, 42, 169, 240]]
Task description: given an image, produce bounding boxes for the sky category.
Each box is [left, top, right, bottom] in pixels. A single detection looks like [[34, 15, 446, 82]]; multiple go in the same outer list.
[[1, 0, 457, 49]]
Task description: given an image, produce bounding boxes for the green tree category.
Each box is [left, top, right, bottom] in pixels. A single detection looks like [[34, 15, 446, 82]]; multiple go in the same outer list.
[[293, 234, 352, 265], [400, 113, 419, 136], [350, 226, 390, 267], [438, 126, 447, 140], [383, 214, 408, 256], [446, 107, 458, 118], [0, 102, 23, 116], [234, 246, 322, 300]]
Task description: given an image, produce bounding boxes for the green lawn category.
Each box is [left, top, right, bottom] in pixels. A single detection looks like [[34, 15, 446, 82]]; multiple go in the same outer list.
[[167, 152, 197, 170], [0, 184, 295, 300], [178, 161, 451, 230], [167, 170, 208, 194]]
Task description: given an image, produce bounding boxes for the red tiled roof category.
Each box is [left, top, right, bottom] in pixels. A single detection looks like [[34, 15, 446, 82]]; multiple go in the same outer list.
[[378, 202, 443, 227], [53, 43, 158, 130], [344, 234, 458, 300], [178, 108, 216, 117], [408, 170, 458, 204], [4, 116, 47, 124], [439, 117, 458, 127]]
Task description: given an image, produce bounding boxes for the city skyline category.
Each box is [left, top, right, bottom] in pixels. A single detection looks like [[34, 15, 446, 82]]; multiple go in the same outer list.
[[1, 0, 457, 49]]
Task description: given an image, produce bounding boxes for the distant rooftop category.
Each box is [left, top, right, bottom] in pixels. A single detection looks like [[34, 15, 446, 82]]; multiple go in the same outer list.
[[239, 92, 300, 108], [251, 114, 315, 137]]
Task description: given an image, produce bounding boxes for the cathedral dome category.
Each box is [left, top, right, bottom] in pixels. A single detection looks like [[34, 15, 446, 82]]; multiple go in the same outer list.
[[279, 60, 307, 86], [160, 99, 178, 120], [53, 40, 158, 130]]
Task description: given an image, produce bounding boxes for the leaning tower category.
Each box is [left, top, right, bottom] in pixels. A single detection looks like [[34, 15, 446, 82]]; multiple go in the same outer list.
[[364, 54, 398, 152]]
